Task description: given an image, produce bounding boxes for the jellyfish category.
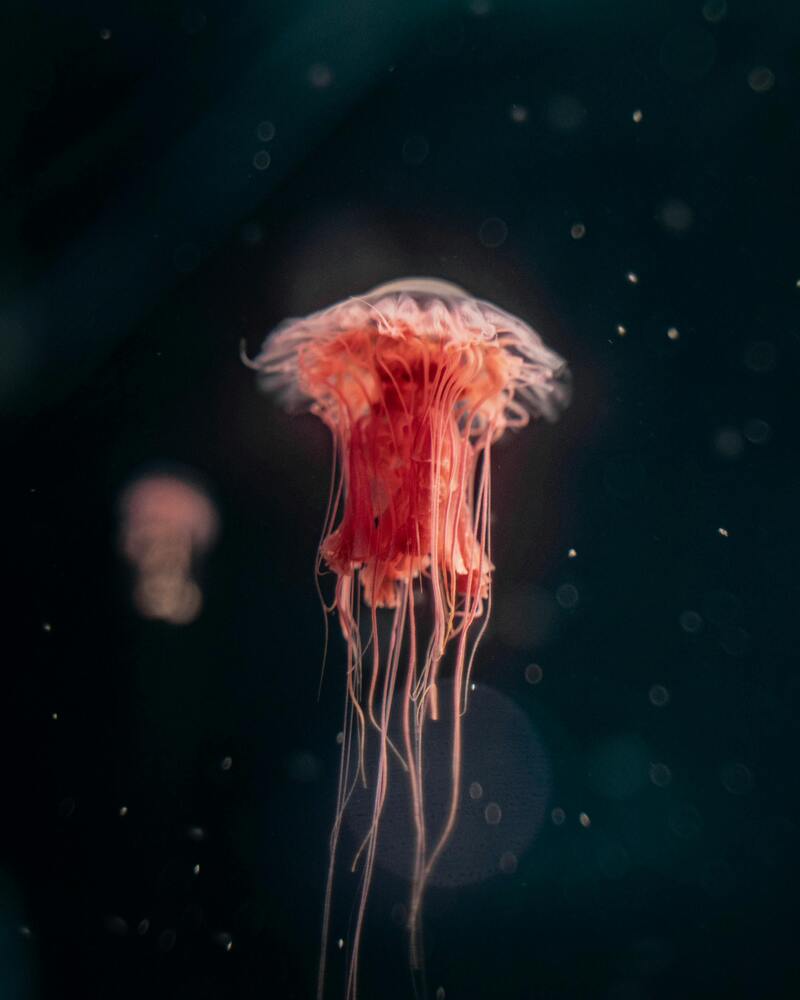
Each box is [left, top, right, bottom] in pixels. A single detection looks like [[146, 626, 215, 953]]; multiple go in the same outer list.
[[119, 473, 219, 625], [245, 278, 569, 998]]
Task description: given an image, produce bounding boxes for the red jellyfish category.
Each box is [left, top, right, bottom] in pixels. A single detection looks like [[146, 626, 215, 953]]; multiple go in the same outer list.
[[245, 278, 570, 999]]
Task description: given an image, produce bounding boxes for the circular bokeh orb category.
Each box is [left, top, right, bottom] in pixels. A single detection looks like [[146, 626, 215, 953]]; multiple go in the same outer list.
[[346, 681, 551, 887]]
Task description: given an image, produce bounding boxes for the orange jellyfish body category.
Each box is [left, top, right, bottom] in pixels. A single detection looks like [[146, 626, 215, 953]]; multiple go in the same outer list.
[[248, 278, 569, 999]]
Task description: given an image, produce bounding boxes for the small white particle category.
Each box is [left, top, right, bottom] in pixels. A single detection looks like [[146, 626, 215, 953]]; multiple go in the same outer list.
[[626, 271, 639, 284], [718, 527, 729, 537], [119, 806, 128, 817], [632, 109, 643, 123], [43, 623, 52, 632], [567, 548, 577, 558], [51, 712, 58, 721], [616, 324, 627, 336], [193, 864, 200, 875], [667, 327, 680, 341], [337, 938, 345, 950], [579, 812, 591, 828]]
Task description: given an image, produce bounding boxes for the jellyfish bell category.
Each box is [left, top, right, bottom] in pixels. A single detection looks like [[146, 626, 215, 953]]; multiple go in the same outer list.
[[246, 278, 569, 999], [119, 473, 219, 625]]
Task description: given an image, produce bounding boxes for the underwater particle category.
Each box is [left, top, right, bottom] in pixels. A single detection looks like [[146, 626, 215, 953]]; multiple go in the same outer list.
[[435, 988, 447, 1000], [193, 864, 201, 875], [626, 271, 639, 285], [119, 806, 128, 817], [743, 340, 776, 373], [214, 931, 233, 951], [666, 327, 680, 341], [42, 622, 52, 632], [104, 916, 128, 936], [253, 150, 271, 170], [721, 762, 754, 795], [509, 104, 528, 123], [702, 0, 727, 23], [713, 427, 744, 460], [748, 67, 775, 93], [616, 325, 627, 337], [632, 108, 643, 123], [499, 851, 518, 874], [308, 63, 333, 88], [551, 807, 566, 825], [99, 27, 112, 40], [669, 803, 703, 840], [137, 920, 149, 935], [484, 802, 503, 825], [524, 663, 543, 685], [402, 134, 430, 166], [478, 217, 508, 248], [246, 277, 569, 999], [240, 221, 263, 245], [570, 223, 586, 240], [546, 94, 586, 132], [649, 684, 670, 707], [718, 527, 729, 538], [51, 712, 58, 720], [657, 199, 693, 234], [221, 756, 233, 771], [567, 547, 577, 558], [579, 812, 591, 828], [743, 418, 771, 444], [469, 781, 484, 800], [649, 762, 672, 787], [157, 929, 177, 952], [256, 120, 276, 141], [679, 610, 703, 634], [555, 583, 579, 609]]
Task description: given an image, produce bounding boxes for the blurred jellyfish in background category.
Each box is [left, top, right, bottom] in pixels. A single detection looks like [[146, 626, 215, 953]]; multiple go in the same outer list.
[[119, 471, 219, 625]]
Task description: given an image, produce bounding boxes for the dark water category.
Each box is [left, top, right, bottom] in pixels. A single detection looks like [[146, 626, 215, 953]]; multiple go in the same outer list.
[[4, 1, 799, 998]]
